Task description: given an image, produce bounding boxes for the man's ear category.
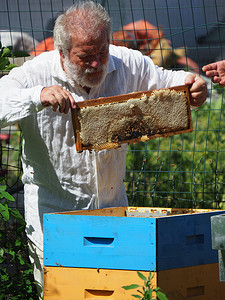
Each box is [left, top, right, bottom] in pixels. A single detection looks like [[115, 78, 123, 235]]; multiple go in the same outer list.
[[59, 49, 65, 61], [59, 50, 65, 70]]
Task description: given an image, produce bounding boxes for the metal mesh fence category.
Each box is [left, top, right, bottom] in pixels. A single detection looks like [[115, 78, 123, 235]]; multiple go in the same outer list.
[[1, 0, 225, 210]]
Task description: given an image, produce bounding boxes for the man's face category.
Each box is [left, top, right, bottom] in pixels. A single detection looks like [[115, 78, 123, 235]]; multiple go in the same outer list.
[[61, 29, 109, 88]]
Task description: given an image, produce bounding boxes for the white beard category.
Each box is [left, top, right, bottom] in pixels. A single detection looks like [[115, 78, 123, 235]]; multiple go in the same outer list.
[[63, 56, 108, 88]]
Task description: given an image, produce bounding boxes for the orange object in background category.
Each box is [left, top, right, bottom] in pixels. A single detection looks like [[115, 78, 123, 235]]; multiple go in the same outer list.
[[30, 36, 54, 56], [111, 20, 165, 55], [122, 20, 165, 54], [111, 19, 199, 72], [110, 30, 137, 49]]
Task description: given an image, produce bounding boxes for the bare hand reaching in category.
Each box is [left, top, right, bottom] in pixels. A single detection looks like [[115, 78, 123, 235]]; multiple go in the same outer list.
[[202, 60, 225, 87]]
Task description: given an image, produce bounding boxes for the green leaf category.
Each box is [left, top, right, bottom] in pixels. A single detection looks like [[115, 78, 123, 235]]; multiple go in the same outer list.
[[0, 247, 4, 256], [9, 208, 25, 225], [131, 295, 142, 299], [154, 287, 168, 300], [17, 253, 25, 265], [15, 238, 22, 247], [23, 269, 33, 275], [8, 249, 15, 259], [0, 203, 9, 221], [145, 286, 152, 298], [3, 63, 18, 71], [16, 224, 26, 234], [0, 57, 9, 70], [27, 284, 33, 293], [137, 271, 147, 282], [2, 47, 12, 57], [122, 284, 140, 290], [0, 184, 6, 192], [26, 279, 31, 285], [1, 191, 15, 202], [1, 273, 9, 281]]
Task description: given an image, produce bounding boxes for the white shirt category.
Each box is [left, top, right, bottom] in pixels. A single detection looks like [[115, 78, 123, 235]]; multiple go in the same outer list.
[[0, 45, 189, 250]]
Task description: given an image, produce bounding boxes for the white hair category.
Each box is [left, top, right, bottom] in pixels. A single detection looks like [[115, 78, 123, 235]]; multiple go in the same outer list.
[[53, 1, 112, 55]]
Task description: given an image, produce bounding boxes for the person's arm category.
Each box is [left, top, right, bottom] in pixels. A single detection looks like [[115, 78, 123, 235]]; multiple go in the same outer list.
[[143, 56, 207, 107], [129, 49, 207, 108], [0, 65, 75, 128], [0, 69, 43, 128], [202, 60, 225, 87]]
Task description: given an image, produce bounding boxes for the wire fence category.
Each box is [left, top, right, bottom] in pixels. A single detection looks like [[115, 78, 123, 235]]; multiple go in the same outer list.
[[1, 0, 225, 211]]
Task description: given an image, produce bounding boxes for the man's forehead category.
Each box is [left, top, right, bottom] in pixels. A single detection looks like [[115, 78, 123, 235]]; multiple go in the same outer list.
[[71, 23, 108, 42], [70, 33, 109, 52], [71, 42, 109, 55]]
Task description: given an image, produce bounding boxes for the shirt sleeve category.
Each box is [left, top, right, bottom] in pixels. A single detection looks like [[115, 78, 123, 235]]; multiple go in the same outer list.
[[0, 66, 44, 129], [114, 46, 190, 92], [138, 53, 191, 91]]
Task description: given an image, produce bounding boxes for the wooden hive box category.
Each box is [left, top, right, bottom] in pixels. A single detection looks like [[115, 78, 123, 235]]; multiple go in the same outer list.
[[71, 85, 192, 151], [43, 207, 224, 271], [44, 263, 225, 300]]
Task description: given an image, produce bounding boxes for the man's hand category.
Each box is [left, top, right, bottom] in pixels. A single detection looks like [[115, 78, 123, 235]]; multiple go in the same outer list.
[[185, 73, 207, 107], [202, 60, 225, 87], [40, 85, 76, 114]]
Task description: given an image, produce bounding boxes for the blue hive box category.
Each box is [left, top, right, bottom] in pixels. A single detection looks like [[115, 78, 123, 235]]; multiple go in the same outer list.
[[43, 206, 224, 271]]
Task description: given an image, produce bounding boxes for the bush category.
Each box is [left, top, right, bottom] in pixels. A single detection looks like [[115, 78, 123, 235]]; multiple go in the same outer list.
[[0, 180, 38, 299]]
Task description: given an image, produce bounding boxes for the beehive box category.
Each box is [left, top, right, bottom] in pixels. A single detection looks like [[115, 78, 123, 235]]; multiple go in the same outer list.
[[43, 207, 224, 271], [71, 85, 192, 151], [44, 264, 225, 300]]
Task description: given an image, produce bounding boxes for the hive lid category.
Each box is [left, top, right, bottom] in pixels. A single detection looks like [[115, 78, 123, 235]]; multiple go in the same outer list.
[[71, 84, 192, 152]]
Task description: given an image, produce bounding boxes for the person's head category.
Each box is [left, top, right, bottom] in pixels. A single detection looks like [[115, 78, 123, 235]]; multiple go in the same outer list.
[[53, 1, 112, 88]]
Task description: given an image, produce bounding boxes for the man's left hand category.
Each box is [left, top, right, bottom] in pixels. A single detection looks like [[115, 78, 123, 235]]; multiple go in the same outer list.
[[185, 73, 207, 107]]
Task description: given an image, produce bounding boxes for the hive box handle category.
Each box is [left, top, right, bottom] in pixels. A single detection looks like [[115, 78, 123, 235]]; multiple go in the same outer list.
[[187, 286, 204, 297], [84, 237, 114, 246], [85, 289, 114, 298], [186, 234, 204, 245]]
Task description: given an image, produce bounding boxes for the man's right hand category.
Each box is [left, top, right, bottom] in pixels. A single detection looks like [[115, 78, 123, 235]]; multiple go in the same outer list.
[[40, 85, 76, 114]]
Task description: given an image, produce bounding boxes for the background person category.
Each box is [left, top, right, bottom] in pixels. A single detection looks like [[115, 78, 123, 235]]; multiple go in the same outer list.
[[0, 1, 207, 297]]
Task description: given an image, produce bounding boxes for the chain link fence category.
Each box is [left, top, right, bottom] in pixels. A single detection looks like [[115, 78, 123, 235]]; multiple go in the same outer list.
[[1, 0, 225, 210]]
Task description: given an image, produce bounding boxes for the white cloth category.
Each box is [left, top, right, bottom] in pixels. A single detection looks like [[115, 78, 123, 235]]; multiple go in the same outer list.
[[27, 239, 43, 299], [0, 45, 189, 250]]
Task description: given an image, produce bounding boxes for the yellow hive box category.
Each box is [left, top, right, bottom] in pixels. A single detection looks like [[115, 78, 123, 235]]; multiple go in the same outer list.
[[44, 263, 225, 300]]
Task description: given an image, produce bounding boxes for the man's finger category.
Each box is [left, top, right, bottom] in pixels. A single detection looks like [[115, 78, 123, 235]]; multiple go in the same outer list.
[[64, 90, 76, 109], [202, 62, 218, 72], [205, 70, 219, 77]]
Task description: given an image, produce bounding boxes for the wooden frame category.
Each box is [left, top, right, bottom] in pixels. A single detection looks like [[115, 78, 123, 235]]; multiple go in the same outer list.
[[71, 85, 193, 152]]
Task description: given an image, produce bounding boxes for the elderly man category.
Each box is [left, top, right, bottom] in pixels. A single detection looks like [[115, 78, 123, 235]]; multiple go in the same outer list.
[[0, 1, 207, 297]]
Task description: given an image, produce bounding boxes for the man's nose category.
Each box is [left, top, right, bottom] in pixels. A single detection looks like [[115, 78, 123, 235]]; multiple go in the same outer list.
[[89, 56, 101, 68]]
